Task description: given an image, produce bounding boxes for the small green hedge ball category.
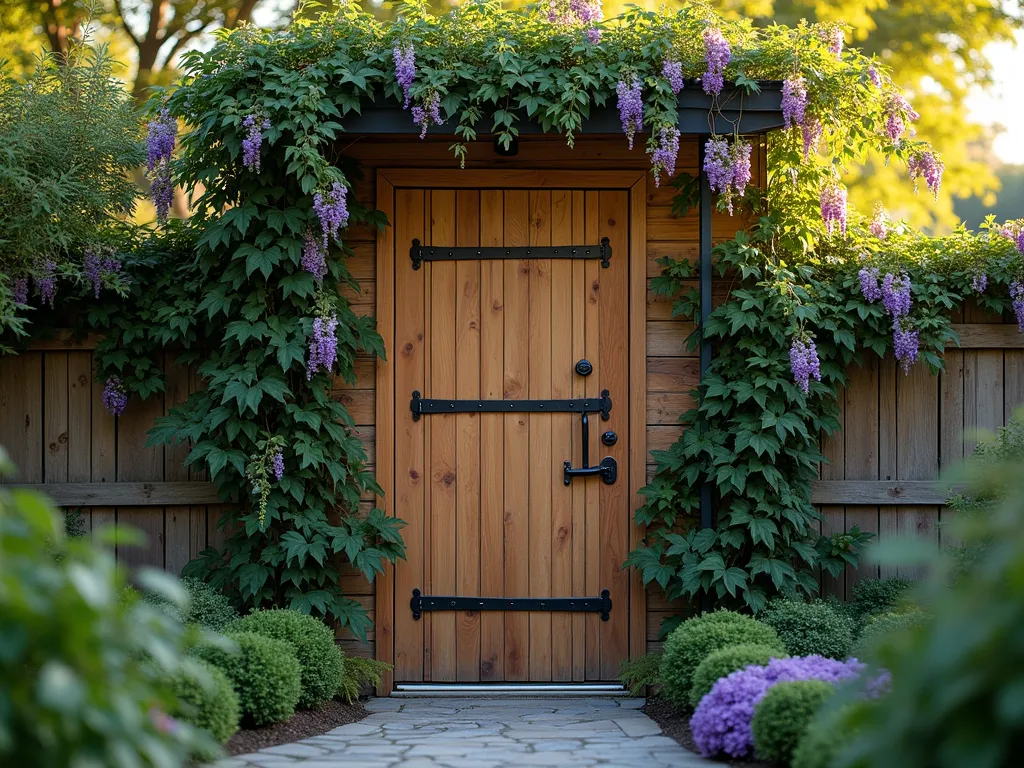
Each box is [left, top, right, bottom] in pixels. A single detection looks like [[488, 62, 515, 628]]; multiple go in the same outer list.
[[689, 643, 788, 708], [194, 631, 302, 726], [752, 679, 835, 764], [229, 609, 343, 709], [168, 659, 241, 743], [659, 611, 785, 710], [759, 599, 856, 659]]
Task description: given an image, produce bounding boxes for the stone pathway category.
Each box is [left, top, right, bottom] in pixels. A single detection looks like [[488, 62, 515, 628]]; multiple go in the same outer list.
[[216, 697, 710, 767]]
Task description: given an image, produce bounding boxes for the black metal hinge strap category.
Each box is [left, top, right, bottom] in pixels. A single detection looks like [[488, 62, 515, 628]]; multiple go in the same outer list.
[[411, 589, 612, 621], [410, 238, 611, 270], [411, 389, 611, 421]]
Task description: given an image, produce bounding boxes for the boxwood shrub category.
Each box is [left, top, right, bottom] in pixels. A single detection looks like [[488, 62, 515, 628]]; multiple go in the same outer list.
[[146, 577, 239, 631], [660, 611, 784, 710], [167, 659, 240, 744], [229, 609, 342, 709], [853, 610, 930, 662], [689, 643, 788, 708], [194, 631, 301, 726], [752, 679, 835, 764], [851, 577, 916, 621], [759, 599, 855, 659]]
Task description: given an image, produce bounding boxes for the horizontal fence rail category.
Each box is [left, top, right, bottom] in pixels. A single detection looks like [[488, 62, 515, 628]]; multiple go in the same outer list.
[[4, 482, 221, 506]]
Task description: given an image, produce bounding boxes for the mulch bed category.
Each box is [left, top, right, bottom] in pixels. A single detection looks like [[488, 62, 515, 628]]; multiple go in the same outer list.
[[226, 699, 368, 756], [643, 696, 767, 768]]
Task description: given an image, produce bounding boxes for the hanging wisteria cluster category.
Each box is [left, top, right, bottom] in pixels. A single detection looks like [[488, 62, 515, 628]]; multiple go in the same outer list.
[[244, 438, 288, 527], [547, 0, 603, 43], [854, 268, 919, 374], [703, 137, 751, 214], [789, 334, 822, 394], [616, 74, 643, 150], [84, 249, 122, 299], [242, 112, 271, 172], [146, 109, 177, 224], [820, 183, 848, 236], [102, 376, 128, 416], [702, 28, 730, 96]]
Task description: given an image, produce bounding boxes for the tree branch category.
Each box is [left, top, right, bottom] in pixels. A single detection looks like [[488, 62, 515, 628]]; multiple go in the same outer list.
[[111, 0, 141, 50], [226, 0, 261, 29]]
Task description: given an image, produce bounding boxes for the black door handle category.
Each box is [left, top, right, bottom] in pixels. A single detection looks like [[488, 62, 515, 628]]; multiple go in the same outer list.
[[563, 410, 617, 486]]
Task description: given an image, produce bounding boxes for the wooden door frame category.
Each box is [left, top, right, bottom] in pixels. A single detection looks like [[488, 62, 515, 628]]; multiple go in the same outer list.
[[373, 168, 648, 693]]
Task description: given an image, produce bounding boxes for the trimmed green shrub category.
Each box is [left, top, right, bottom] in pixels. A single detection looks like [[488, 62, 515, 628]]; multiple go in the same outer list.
[[229, 609, 342, 708], [660, 611, 784, 710], [338, 653, 393, 704], [851, 577, 916, 620], [689, 643, 788, 708], [168, 660, 240, 744], [618, 652, 663, 696], [194, 631, 301, 726], [759, 600, 855, 659], [853, 610, 929, 662], [752, 679, 834, 764], [791, 699, 874, 768], [146, 577, 239, 631]]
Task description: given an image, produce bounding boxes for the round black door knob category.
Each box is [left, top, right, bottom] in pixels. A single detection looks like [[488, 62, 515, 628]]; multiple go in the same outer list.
[[575, 359, 593, 376], [602, 431, 618, 446]]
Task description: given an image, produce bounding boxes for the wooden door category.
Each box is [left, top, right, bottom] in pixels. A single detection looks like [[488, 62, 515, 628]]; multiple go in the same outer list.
[[387, 183, 631, 683]]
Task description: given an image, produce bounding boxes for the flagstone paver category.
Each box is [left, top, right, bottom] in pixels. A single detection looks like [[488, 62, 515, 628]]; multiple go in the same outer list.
[[217, 697, 710, 768]]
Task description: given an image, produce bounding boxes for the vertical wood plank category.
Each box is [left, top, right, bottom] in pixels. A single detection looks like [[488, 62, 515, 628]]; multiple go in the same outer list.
[[454, 189, 481, 681], [583, 190, 602, 681], [117, 387, 165, 570], [844, 359, 880, 585], [1004, 351, 1024, 418], [429, 189, 458, 682], [374, 172, 396, 693], [503, 189, 531, 681], [598, 190, 629, 680], [479, 189, 506, 681], [394, 188, 426, 682], [570, 190, 588, 681], [894, 362, 940, 578], [939, 350, 965, 550], [877, 356, 900, 580], [67, 353, 92, 532], [43, 353, 69, 485], [528, 189, 553, 681], [164, 355, 192, 575], [91, 363, 116, 546], [0, 353, 43, 483], [820, 384, 846, 599], [628, 177, 648, 663], [549, 188, 574, 681]]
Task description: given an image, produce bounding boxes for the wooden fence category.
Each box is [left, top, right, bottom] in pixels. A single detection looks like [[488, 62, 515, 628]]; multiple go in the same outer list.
[[4, 318, 1024, 655]]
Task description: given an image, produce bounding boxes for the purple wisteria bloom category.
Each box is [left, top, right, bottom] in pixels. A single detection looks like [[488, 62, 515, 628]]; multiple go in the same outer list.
[[1001, 223, 1024, 256], [731, 141, 751, 198], [789, 335, 822, 394], [909, 150, 944, 198], [102, 376, 128, 416], [147, 109, 177, 224], [870, 203, 888, 239], [859, 266, 882, 302], [312, 181, 350, 249], [411, 91, 442, 139], [272, 450, 285, 482], [690, 656, 869, 759], [394, 44, 416, 109], [885, 93, 919, 143], [869, 65, 882, 88], [703, 137, 733, 194], [893, 318, 919, 374], [84, 250, 121, 299], [616, 75, 643, 150], [820, 182, 847, 236], [782, 75, 807, 129], [826, 26, 844, 57], [307, 315, 339, 379], [302, 229, 328, 281], [662, 58, 684, 94], [12, 277, 29, 305], [586, 27, 601, 44], [649, 126, 680, 187], [702, 29, 731, 96], [972, 273, 988, 295], [802, 117, 823, 161], [36, 259, 57, 307], [242, 113, 271, 172], [881, 272, 912, 318], [1011, 281, 1024, 332]]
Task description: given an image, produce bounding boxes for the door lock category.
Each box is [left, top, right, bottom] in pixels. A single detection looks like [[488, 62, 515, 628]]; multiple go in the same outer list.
[[574, 359, 593, 377], [601, 431, 618, 446]]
